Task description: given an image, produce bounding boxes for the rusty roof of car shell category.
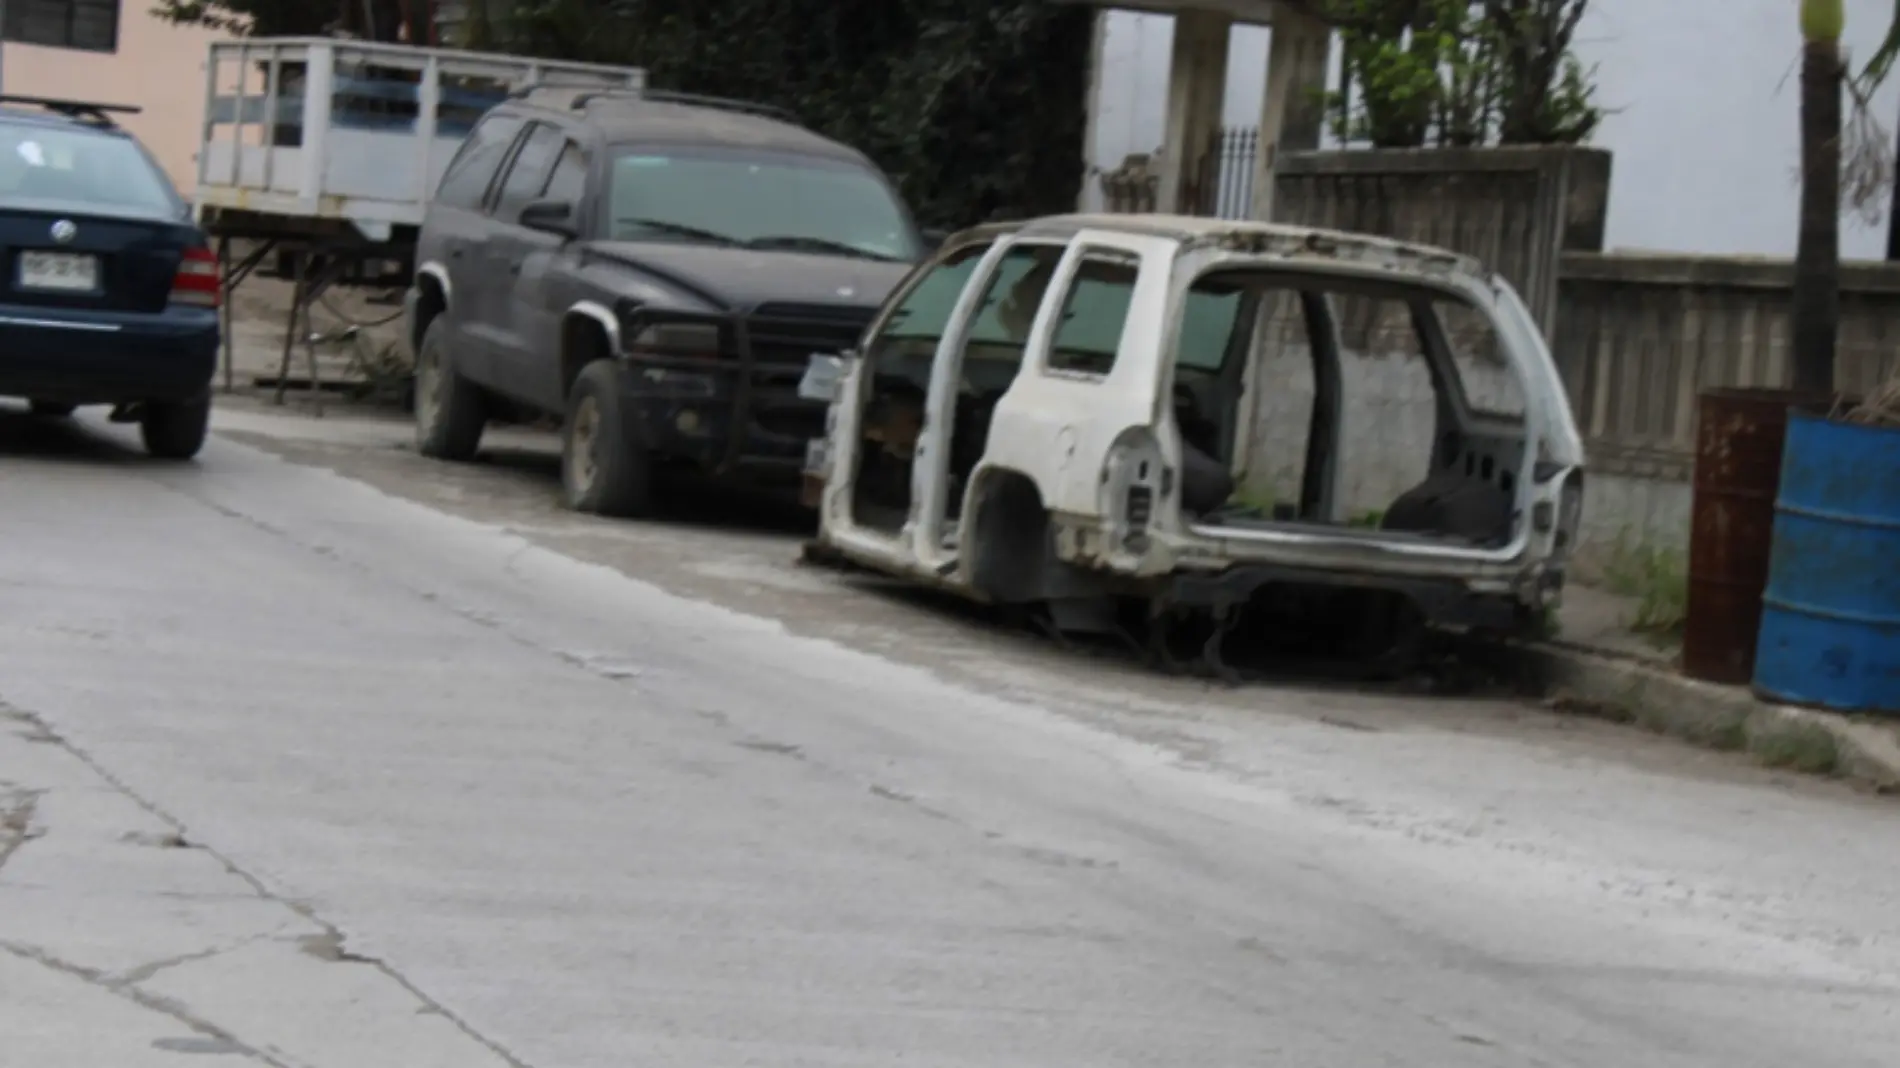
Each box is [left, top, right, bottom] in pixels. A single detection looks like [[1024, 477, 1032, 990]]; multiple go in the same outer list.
[[953, 213, 1488, 279]]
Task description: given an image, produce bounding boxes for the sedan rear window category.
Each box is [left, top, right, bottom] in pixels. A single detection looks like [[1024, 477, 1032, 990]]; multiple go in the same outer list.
[[0, 121, 181, 217]]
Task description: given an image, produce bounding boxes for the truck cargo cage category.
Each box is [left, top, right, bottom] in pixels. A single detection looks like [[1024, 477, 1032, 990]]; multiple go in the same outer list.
[[192, 38, 644, 408], [196, 37, 644, 242]]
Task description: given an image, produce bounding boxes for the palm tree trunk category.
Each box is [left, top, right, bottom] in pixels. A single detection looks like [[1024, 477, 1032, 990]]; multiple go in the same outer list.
[[1793, 28, 1843, 391], [1888, 105, 1900, 259]]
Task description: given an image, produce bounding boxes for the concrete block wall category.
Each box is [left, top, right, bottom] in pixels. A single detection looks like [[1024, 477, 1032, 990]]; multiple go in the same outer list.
[[1271, 146, 1613, 339], [1554, 253, 1900, 562]]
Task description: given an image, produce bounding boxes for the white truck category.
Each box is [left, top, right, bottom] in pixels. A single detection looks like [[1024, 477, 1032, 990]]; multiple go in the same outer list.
[[799, 214, 1585, 676]]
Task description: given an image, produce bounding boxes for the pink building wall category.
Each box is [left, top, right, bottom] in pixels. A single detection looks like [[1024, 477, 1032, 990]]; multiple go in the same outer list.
[[2, 10, 228, 193]]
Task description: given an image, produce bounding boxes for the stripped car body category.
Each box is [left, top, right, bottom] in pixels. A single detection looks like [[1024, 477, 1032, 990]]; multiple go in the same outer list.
[[801, 214, 1586, 674]]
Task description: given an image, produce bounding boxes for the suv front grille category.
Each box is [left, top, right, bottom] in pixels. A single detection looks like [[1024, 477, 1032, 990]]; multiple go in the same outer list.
[[745, 303, 875, 367]]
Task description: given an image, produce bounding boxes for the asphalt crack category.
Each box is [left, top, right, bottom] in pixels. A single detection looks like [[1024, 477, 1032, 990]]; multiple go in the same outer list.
[[1, 940, 295, 1068], [150, 474, 666, 708], [0, 787, 45, 873], [297, 930, 378, 965], [155, 473, 1136, 883], [0, 698, 536, 1068], [114, 929, 288, 987]]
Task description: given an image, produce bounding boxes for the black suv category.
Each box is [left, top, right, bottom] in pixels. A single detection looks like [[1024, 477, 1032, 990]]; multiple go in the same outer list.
[[405, 86, 927, 515]]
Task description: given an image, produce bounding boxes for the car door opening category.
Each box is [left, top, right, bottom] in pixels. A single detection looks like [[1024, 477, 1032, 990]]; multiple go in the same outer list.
[[1174, 268, 1531, 553]]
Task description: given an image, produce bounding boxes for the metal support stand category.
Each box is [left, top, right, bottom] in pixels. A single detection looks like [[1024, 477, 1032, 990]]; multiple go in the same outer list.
[[272, 248, 357, 416], [202, 211, 415, 411], [217, 236, 277, 394], [275, 251, 309, 409], [218, 236, 231, 393]]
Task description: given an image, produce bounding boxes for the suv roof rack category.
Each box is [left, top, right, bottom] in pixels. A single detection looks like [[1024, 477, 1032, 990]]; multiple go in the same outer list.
[[0, 94, 141, 128], [510, 83, 799, 126], [627, 89, 799, 125]]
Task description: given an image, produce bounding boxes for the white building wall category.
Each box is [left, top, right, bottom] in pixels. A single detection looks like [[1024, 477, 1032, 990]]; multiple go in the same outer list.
[[1089, 0, 1900, 259]]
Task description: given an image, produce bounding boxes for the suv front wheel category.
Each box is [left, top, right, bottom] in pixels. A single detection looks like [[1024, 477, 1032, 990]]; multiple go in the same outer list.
[[414, 318, 487, 461], [562, 360, 655, 518]]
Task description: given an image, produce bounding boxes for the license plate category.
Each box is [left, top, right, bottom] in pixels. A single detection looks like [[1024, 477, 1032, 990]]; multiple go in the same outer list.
[[797, 353, 846, 402], [19, 251, 98, 292], [803, 437, 829, 476]]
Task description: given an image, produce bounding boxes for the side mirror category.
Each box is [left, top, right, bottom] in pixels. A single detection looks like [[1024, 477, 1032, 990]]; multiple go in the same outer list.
[[520, 198, 577, 238]]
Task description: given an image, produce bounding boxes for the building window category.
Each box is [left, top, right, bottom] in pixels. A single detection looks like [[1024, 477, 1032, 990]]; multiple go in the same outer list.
[[3, 0, 121, 54]]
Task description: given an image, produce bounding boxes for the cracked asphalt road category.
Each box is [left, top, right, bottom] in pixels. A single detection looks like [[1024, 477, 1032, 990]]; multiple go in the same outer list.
[[2, 399, 1898, 1067]]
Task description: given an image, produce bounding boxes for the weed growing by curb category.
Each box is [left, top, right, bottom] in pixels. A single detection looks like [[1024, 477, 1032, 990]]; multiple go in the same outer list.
[[1747, 716, 1842, 775], [1602, 530, 1688, 638]]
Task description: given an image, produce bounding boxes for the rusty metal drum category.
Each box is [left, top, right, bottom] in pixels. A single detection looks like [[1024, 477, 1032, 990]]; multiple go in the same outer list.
[[1683, 388, 1834, 683]]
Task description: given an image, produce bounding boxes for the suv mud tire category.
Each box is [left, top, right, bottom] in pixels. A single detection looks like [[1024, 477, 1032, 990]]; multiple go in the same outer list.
[[140, 394, 211, 460], [414, 318, 487, 461], [562, 360, 655, 518]]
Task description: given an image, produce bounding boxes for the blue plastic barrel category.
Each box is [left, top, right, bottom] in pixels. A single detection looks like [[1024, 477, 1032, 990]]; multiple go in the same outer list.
[[1753, 410, 1900, 714]]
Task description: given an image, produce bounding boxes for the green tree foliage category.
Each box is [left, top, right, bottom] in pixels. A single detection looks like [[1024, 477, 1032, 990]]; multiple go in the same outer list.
[[1287, 0, 1599, 148], [152, 0, 315, 35], [499, 0, 1094, 228], [151, 0, 416, 38]]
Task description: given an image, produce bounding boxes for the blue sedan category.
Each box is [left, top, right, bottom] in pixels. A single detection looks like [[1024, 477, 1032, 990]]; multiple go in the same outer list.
[[0, 95, 220, 459]]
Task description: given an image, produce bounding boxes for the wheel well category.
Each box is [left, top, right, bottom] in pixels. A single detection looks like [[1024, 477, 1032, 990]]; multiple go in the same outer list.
[[561, 314, 614, 400], [411, 273, 447, 355], [967, 469, 1050, 602]]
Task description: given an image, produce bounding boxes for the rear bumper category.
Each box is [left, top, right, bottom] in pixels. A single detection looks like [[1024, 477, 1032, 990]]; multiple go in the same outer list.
[[1160, 561, 1545, 634], [0, 305, 219, 404]]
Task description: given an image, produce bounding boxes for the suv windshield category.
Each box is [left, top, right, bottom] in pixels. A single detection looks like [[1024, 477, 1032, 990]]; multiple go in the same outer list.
[[607, 146, 917, 261], [0, 120, 181, 218]]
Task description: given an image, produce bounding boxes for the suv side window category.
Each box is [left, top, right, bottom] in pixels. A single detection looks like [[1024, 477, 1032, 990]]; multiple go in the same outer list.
[[860, 243, 992, 387], [1045, 251, 1139, 376], [492, 123, 566, 221], [870, 244, 989, 348], [961, 243, 1065, 358], [436, 114, 525, 210], [541, 140, 589, 207]]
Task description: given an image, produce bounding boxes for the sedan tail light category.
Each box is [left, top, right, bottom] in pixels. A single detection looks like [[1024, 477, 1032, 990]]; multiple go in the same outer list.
[[170, 246, 220, 308]]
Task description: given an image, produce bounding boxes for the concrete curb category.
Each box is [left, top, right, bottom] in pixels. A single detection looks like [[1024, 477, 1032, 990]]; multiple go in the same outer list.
[[1517, 643, 1900, 794]]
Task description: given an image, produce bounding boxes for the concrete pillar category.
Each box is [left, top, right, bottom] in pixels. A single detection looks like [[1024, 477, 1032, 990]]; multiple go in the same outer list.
[[1077, 9, 1110, 212], [1154, 9, 1232, 215], [1250, 5, 1331, 222]]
